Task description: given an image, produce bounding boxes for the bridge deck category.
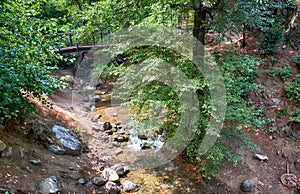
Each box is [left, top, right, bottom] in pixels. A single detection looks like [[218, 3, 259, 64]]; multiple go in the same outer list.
[[59, 44, 107, 54]]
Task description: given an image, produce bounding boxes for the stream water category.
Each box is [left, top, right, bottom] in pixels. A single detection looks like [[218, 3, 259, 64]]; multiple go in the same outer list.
[[75, 92, 215, 193]]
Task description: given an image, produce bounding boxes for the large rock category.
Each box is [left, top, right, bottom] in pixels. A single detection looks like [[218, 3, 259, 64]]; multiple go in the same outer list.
[[111, 163, 129, 177], [48, 125, 81, 156], [39, 176, 60, 194], [0, 140, 6, 152], [102, 168, 119, 182], [105, 182, 120, 194], [240, 179, 255, 192]]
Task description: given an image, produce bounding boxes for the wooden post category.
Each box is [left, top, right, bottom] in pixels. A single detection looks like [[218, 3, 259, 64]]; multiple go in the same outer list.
[[69, 33, 73, 46]]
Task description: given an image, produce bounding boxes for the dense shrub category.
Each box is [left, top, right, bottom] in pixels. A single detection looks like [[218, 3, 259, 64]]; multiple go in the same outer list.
[[294, 54, 300, 68], [285, 74, 300, 102], [258, 22, 284, 54], [267, 65, 291, 81]]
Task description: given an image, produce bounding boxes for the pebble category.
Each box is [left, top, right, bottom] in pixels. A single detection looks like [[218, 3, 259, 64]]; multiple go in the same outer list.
[[255, 154, 268, 162], [20, 148, 25, 158], [29, 159, 42, 165], [78, 178, 85, 185]]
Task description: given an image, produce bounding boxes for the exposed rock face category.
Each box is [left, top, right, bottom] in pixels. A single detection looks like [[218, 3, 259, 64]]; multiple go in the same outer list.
[[48, 125, 81, 156]]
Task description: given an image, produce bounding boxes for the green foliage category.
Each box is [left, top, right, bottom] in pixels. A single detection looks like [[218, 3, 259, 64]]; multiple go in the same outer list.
[[277, 108, 288, 118], [294, 54, 300, 68], [0, 0, 61, 128], [258, 21, 284, 54], [267, 65, 291, 81], [289, 108, 300, 123], [188, 52, 267, 178], [215, 51, 261, 103], [285, 74, 300, 102]]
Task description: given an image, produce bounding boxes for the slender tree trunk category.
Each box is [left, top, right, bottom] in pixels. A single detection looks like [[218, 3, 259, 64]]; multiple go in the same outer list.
[[242, 23, 246, 48], [193, 0, 205, 62]]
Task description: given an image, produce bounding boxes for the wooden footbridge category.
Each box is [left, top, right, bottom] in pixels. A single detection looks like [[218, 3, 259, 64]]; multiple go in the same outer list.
[[54, 32, 108, 63]]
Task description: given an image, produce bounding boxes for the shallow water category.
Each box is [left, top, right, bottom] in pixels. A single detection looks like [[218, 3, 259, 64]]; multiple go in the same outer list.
[[88, 92, 214, 193]]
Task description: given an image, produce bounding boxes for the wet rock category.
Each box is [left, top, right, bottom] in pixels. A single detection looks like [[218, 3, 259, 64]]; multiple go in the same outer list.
[[122, 180, 138, 192], [294, 159, 300, 170], [30, 159, 42, 165], [90, 105, 96, 112], [102, 168, 119, 182], [92, 177, 107, 186], [138, 134, 148, 140], [50, 125, 81, 156], [106, 130, 113, 135], [39, 176, 60, 194], [105, 181, 120, 194], [111, 163, 129, 177], [114, 134, 129, 142], [83, 96, 89, 102], [78, 178, 85, 185], [92, 95, 101, 102], [255, 154, 268, 162], [0, 140, 6, 152], [1, 146, 12, 157], [240, 179, 254, 192], [103, 122, 111, 131], [20, 148, 25, 158]]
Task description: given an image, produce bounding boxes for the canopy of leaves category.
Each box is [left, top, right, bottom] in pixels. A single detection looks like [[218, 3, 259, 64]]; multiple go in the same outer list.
[[0, 0, 61, 128]]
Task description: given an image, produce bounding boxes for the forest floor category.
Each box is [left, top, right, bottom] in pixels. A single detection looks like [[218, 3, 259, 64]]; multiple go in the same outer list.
[[0, 39, 299, 193]]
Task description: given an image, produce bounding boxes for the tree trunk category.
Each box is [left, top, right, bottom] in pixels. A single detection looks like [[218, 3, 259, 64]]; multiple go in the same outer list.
[[74, 0, 83, 11], [193, 0, 206, 45], [193, 0, 205, 61]]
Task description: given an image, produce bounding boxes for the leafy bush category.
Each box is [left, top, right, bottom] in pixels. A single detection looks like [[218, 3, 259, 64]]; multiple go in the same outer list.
[[188, 52, 268, 177], [294, 54, 300, 68], [285, 74, 300, 102], [0, 1, 60, 128], [267, 65, 291, 81], [258, 22, 284, 54]]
